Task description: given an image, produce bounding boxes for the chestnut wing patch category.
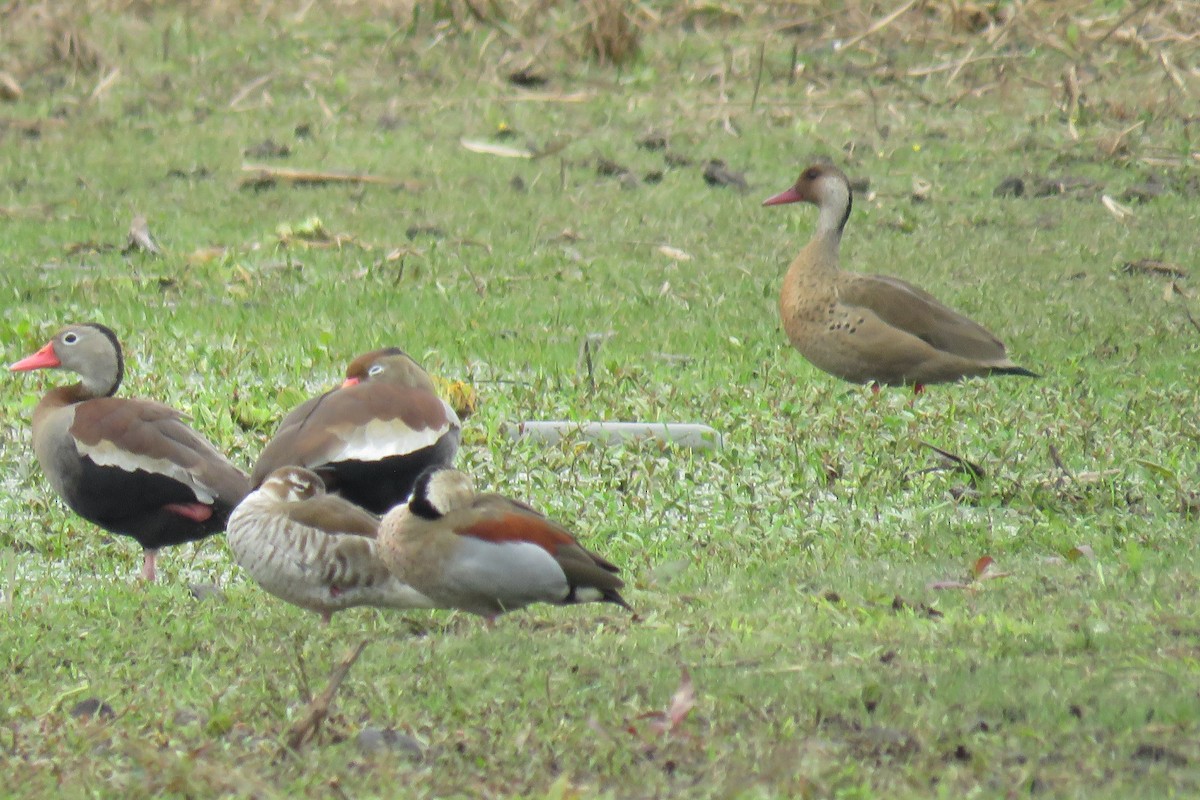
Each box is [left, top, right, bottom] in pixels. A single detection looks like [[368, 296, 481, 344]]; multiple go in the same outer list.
[[456, 511, 574, 555], [457, 510, 625, 598]]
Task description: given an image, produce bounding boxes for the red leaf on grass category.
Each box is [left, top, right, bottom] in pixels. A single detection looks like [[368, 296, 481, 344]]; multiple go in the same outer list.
[[931, 555, 1012, 590], [973, 555, 1012, 581], [1065, 544, 1095, 562], [636, 667, 696, 736]]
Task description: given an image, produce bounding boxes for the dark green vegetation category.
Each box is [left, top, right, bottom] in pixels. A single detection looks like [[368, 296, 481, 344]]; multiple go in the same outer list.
[[1, 1, 1198, 797]]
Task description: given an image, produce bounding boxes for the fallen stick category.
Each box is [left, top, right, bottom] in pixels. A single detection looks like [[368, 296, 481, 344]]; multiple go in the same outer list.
[[837, 0, 917, 52], [1121, 259, 1188, 279], [283, 639, 369, 753], [507, 421, 723, 450], [240, 164, 422, 190], [919, 441, 985, 482]]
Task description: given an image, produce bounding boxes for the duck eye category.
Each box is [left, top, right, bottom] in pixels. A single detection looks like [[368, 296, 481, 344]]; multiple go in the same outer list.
[[367, 364, 385, 376], [62, 332, 79, 345]]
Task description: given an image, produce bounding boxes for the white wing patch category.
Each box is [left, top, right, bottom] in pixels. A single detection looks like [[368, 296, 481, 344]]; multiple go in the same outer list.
[[325, 411, 456, 463], [78, 438, 217, 504]]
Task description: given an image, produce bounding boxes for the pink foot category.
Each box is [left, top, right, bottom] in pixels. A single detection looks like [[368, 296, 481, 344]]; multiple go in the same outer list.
[[164, 502, 213, 522], [141, 550, 159, 582]]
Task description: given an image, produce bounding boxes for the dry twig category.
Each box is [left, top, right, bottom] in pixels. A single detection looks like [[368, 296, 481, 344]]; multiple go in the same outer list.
[[239, 164, 422, 191], [837, 0, 918, 52], [283, 640, 368, 753]]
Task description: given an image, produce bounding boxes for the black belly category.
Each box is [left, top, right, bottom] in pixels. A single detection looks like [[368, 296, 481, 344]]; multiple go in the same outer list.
[[62, 459, 232, 550], [318, 436, 457, 515]]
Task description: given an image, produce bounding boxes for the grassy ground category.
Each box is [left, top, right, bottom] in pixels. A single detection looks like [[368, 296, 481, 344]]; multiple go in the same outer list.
[[1, 1, 1198, 797]]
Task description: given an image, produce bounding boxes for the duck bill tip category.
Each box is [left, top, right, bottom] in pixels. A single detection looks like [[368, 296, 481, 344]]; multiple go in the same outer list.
[[9, 343, 60, 372], [762, 187, 804, 207]]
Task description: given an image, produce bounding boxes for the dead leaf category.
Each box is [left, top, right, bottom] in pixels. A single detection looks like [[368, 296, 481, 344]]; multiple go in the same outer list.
[[1065, 544, 1095, 562], [635, 667, 695, 736], [460, 138, 535, 159], [596, 157, 632, 178], [636, 131, 668, 151], [702, 159, 747, 191], [70, 698, 115, 721], [430, 375, 479, 419], [0, 72, 21, 102], [993, 176, 1024, 198], [1101, 194, 1135, 220], [930, 555, 1010, 589], [891, 596, 943, 618], [507, 67, 548, 88], [973, 555, 1012, 581], [657, 245, 692, 261], [910, 177, 933, 202], [1166, 280, 1191, 300], [187, 246, 227, 265], [243, 138, 290, 159]]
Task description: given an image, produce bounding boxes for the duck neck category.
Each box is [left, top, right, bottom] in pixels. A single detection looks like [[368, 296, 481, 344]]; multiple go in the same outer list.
[[80, 367, 121, 399], [57, 371, 118, 404], [815, 178, 851, 241]]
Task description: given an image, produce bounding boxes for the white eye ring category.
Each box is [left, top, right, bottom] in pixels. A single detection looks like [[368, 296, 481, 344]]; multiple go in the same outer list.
[[367, 364, 385, 376], [63, 332, 79, 345]]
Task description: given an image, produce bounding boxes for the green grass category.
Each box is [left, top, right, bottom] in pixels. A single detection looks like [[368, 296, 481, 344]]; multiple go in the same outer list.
[[1, 2, 1198, 797]]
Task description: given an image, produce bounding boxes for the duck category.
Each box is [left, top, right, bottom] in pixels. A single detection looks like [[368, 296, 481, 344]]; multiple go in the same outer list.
[[251, 348, 461, 515], [764, 162, 1037, 392], [227, 466, 435, 622], [8, 323, 251, 581], [377, 467, 631, 623]]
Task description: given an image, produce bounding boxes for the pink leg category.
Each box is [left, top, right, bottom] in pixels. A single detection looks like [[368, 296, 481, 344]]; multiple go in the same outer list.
[[141, 549, 159, 582], [870, 382, 881, 395], [907, 383, 926, 407], [164, 502, 213, 522], [320, 610, 333, 625]]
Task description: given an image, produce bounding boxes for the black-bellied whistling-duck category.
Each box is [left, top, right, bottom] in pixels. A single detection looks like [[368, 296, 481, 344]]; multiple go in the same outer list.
[[764, 162, 1037, 392], [377, 467, 630, 623], [9, 323, 250, 581], [251, 348, 460, 515], [227, 466, 435, 623]]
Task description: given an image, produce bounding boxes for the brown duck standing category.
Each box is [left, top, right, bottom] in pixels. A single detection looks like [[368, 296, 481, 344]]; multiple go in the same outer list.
[[764, 163, 1037, 391], [377, 467, 630, 623], [9, 323, 251, 581], [251, 348, 460, 515]]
